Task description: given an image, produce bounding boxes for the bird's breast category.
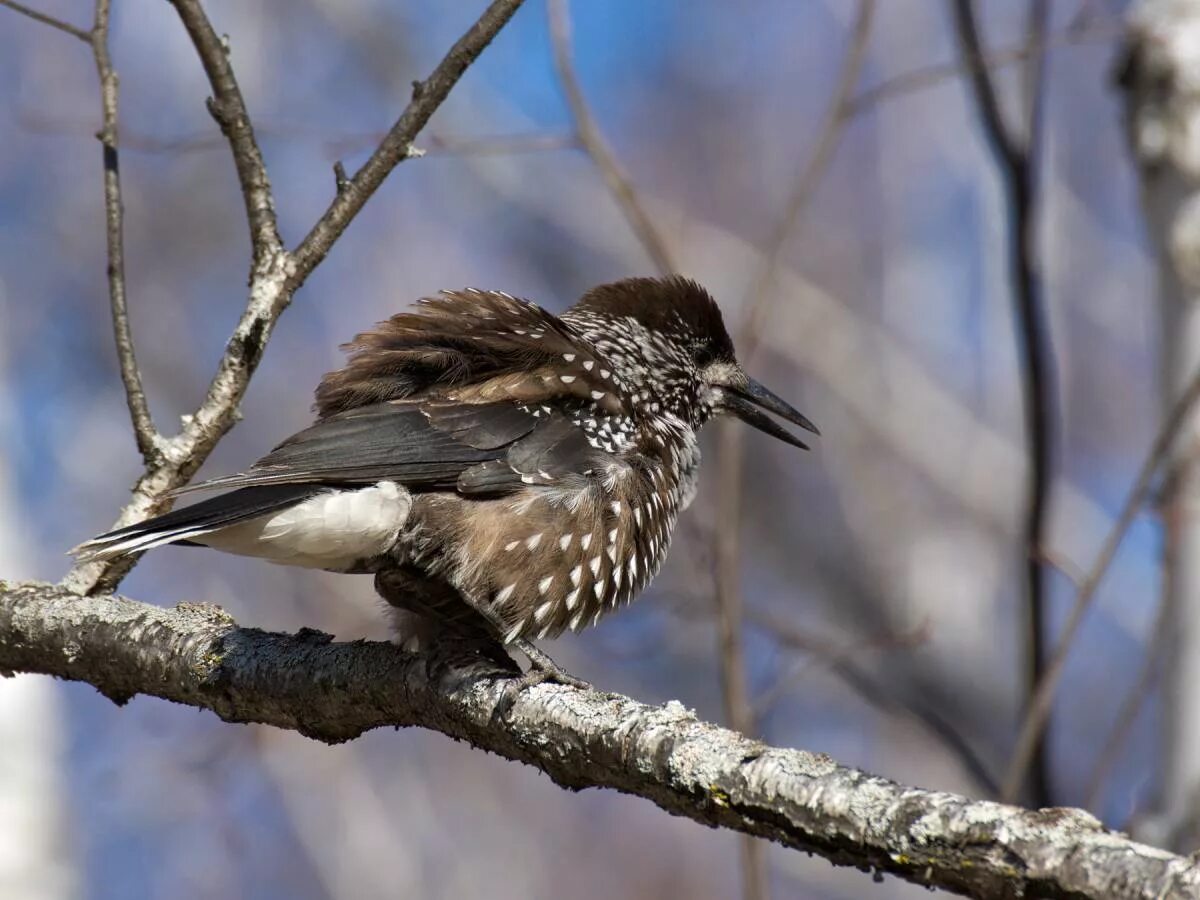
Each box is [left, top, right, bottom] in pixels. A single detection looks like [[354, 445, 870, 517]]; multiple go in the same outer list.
[[400, 450, 694, 642]]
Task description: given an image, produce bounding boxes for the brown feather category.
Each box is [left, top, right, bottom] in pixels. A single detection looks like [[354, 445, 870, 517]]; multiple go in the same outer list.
[[315, 289, 629, 419]]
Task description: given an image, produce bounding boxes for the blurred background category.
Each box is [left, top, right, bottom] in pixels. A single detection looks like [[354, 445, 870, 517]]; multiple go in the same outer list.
[[0, 0, 1167, 897]]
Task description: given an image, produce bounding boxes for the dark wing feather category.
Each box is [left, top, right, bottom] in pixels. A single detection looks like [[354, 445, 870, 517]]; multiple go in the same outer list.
[[174, 403, 508, 495], [421, 401, 537, 450], [173, 400, 607, 500], [506, 415, 596, 479], [459, 414, 601, 495], [315, 290, 630, 419]]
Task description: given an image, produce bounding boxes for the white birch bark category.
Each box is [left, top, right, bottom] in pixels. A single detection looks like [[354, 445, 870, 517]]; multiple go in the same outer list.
[[1122, 0, 1200, 851]]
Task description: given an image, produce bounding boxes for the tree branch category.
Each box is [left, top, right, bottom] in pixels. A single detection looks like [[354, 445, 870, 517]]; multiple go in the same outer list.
[[546, 0, 676, 276], [169, 0, 282, 262], [709, 10, 873, 892], [951, 0, 1057, 808], [0, 579, 1196, 900], [0, 0, 90, 42], [91, 0, 159, 464]]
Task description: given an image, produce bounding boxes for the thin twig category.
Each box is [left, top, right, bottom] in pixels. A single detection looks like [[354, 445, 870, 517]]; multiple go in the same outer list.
[[0, 0, 90, 41], [1084, 591, 1171, 810], [91, 0, 159, 463], [546, 0, 676, 275], [951, 0, 1056, 808], [15, 110, 577, 161], [844, 22, 1120, 119], [709, 8, 874, 897], [749, 617, 930, 719], [749, 608, 1000, 795], [328, 130, 579, 160], [169, 0, 282, 263], [290, 0, 528, 287], [1001, 364, 1200, 801]]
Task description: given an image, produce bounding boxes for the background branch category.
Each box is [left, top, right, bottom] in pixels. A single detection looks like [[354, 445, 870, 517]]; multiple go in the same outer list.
[[708, 8, 873, 893], [951, 0, 1056, 808], [1002, 363, 1200, 803], [546, 0, 676, 276], [90, 0, 158, 464], [0, 0, 89, 42], [0, 579, 1196, 900]]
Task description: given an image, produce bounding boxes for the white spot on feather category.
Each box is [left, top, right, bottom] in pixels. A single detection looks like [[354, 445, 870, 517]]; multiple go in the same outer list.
[[495, 583, 516, 604], [534, 600, 554, 622], [538, 575, 553, 594], [526, 532, 543, 550], [565, 589, 581, 611]]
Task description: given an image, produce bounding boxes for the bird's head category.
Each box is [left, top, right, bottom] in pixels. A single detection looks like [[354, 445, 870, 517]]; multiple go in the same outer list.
[[562, 276, 818, 448]]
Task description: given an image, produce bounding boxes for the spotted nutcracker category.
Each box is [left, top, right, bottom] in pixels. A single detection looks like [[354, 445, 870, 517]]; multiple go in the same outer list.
[[74, 276, 817, 679]]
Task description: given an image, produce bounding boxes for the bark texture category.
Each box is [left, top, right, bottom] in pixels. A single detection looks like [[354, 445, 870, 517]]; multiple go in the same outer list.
[[1, 580, 1197, 899]]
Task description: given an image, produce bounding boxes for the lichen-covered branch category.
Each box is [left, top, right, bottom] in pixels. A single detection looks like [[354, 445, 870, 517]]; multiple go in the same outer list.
[[0, 580, 1195, 900]]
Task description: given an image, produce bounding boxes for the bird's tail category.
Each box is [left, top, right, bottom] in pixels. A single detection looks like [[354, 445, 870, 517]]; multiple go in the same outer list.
[[71, 484, 321, 563]]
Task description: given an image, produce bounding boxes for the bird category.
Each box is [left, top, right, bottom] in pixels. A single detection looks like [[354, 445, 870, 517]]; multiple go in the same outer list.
[[74, 276, 817, 682]]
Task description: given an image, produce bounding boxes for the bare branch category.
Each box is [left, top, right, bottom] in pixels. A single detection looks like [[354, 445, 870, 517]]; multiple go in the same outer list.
[[737, 1, 875, 360], [290, 0, 528, 287], [546, 0, 676, 276], [749, 608, 1000, 796], [709, 9, 874, 893], [1084, 592, 1169, 810], [90, 0, 159, 463], [951, 0, 1057, 807], [0, 579, 1196, 900], [844, 22, 1120, 118], [168, 0, 282, 262], [0, 0, 90, 42], [1002, 364, 1200, 801]]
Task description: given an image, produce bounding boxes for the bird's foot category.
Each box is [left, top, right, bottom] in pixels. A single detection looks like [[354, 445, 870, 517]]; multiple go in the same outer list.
[[492, 639, 591, 720], [513, 638, 591, 689]]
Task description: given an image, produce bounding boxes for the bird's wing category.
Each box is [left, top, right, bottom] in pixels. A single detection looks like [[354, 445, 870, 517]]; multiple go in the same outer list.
[[173, 400, 609, 497], [315, 289, 631, 419]]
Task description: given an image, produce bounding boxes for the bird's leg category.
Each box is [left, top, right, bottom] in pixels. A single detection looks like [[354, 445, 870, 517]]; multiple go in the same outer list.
[[375, 568, 519, 672], [510, 637, 591, 690]]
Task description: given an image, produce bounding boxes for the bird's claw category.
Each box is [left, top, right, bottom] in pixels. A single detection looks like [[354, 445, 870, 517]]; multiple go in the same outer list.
[[492, 639, 591, 720]]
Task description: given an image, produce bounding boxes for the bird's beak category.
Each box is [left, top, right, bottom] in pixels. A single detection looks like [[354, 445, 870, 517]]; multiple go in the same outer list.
[[721, 376, 819, 450]]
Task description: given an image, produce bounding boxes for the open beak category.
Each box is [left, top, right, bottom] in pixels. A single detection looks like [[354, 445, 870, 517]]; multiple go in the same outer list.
[[722, 377, 819, 450]]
